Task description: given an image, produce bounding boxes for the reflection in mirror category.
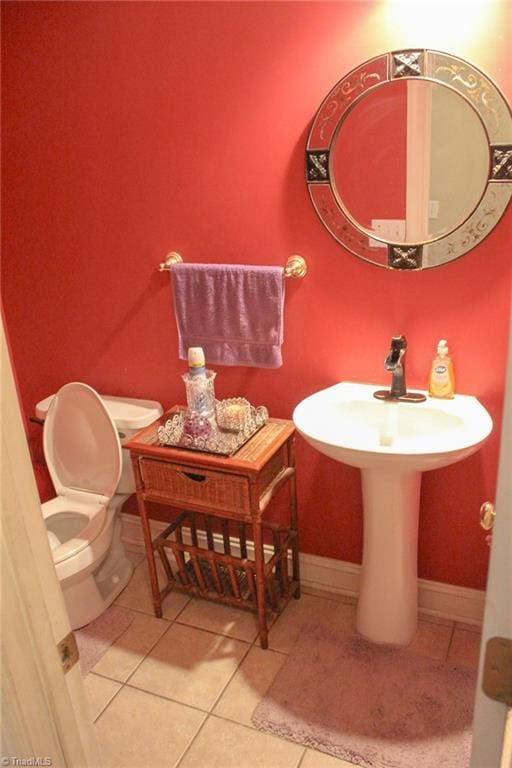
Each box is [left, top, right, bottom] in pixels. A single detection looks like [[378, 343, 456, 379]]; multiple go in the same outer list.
[[306, 49, 512, 269], [331, 80, 490, 245]]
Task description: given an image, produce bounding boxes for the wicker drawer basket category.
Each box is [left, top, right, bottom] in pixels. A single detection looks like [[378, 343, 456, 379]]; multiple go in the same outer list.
[[153, 511, 299, 614], [140, 458, 251, 514]]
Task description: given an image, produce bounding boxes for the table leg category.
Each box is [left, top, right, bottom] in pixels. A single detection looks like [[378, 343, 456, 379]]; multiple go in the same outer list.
[[253, 519, 268, 649], [287, 438, 301, 597], [131, 456, 162, 618]]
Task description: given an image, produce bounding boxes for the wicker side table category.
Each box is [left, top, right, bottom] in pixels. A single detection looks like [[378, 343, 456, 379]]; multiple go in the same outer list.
[[125, 408, 300, 649]]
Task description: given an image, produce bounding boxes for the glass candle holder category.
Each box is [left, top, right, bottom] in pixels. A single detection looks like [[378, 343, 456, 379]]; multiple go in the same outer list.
[[215, 397, 251, 432], [183, 412, 212, 439]]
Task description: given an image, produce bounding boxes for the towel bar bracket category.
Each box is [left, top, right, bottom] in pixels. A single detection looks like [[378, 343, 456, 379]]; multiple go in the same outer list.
[[284, 254, 307, 279], [159, 252, 183, 271], [158, 252, 307, 278]]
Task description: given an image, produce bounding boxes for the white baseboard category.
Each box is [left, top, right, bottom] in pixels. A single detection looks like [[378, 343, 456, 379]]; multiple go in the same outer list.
[[121, 512, 485, 627]]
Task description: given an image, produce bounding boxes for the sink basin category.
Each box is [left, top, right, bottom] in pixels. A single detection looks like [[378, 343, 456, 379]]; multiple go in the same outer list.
[[293, 381, 493, 645], [293, 381, 493, 472]]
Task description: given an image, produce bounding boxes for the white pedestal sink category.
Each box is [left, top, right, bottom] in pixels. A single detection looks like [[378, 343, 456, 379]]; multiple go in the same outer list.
[[293, 381, 493, 646]]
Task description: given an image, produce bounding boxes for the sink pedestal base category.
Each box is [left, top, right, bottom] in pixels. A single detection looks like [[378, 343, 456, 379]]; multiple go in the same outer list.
[[357, 468, 421, 646]]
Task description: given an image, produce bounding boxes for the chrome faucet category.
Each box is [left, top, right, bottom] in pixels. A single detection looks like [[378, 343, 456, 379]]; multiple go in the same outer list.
[[374, 335, 426, 402]]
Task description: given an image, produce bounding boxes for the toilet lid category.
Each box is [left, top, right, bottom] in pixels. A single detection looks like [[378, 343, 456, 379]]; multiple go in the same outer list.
[[44, 382, 122, 500]]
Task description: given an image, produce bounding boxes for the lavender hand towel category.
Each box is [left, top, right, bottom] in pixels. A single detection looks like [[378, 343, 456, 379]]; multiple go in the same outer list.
[[171, 263, 285, 368]]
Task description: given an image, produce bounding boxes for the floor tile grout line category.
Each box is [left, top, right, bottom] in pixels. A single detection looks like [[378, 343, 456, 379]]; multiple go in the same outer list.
[[173, 712, 212, 768], [206, 637, 254, 713], [114, 604, 295, 655], [117, 623, 253, 715], [91, 678, 128, 724], [123, 679, 212, 716], [295, 745, 309, 768], [455, 622, 483, 634], [114, 601, 169, 619], [181, 711, 313, 764], [93, 678, 209, 764], [107, 601, 291, 692], [115, 599, 196, 623], [89, 609, 178, 686], [445, 624, 456, 662], [85, 669, 126, 685], [419, 614, 456, 629], [300, 588, 357, 606], [115, 639, 279, 734], [117, 595, 261, 644], [121, 616, 178, 686], [168, 593, 194, 622], [172, 616, 259, 645], [120, 677, 310, 762]]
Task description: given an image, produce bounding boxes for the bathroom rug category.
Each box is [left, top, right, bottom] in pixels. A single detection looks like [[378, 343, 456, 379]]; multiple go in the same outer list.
[[75, 605, 134, 675], [252, 623, 476, 768]]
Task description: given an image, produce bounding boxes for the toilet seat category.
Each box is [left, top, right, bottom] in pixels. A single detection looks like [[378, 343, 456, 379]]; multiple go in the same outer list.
[[42, 495, 107, 564], [42, 382, 122, 564]]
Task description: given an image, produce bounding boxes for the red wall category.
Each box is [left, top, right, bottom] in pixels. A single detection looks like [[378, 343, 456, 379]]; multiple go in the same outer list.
[[2, 1, 511, 590], [331, 81, 408, 227]]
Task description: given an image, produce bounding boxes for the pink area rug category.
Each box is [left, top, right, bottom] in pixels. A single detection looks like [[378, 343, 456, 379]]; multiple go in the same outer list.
[[252, 623, 476, 768], [75, 605, 134, 675]]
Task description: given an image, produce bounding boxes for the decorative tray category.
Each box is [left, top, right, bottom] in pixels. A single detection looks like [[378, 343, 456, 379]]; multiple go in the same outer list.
[[157, 398, 269, 456]]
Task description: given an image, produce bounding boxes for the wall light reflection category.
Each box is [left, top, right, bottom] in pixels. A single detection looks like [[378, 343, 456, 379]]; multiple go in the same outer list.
[[380, 0, 496, 52]]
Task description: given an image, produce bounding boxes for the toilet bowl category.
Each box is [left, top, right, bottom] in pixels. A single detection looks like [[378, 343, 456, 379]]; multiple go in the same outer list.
[[38, 382, 163, 629]]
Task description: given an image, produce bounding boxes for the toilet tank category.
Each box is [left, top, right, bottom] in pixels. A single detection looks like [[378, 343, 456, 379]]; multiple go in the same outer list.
[[35, 392, 163, 494]]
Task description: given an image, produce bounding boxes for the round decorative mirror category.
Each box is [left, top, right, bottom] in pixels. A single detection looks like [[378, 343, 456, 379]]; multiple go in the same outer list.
[[306, 49, 512, 269]]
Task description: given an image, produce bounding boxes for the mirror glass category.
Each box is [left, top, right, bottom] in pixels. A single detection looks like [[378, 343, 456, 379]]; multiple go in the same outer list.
[[306, 50, 512, 269], [330, 80, 489, 244]]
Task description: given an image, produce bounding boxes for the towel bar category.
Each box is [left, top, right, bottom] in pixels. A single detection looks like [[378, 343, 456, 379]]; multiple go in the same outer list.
[[158, 252, 307, 278]]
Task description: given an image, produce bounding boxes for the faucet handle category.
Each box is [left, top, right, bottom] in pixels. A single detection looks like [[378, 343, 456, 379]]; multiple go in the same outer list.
[[391, 335, 407, 349]]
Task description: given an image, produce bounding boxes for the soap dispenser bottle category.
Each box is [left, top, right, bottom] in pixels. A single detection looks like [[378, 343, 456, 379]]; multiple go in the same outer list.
[[429, 339, 455, 399]]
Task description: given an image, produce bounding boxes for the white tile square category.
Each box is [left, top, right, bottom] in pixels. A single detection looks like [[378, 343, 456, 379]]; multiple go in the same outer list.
[[116, 558, 190, 619], [124, 547, 145, 567], [408, 619, 454, 661], [448, 628, 482, 669], [177, 598, 259, 643], [302, 749, 361, 768], [129, 622, 249, 710], [213, 645, 287, 726], [83, 673, 121, 721], [178, 715, 304, 767], [95, 685, 205, 767], [268, 594, 356, 654], [91, 610, 171, 682]]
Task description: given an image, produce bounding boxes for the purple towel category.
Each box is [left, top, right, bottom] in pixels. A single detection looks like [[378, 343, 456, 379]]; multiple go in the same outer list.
[[171, 263, 285, 368]]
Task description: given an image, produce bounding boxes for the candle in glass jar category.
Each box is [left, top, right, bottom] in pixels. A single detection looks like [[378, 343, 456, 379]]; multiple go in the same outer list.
[[224, 403, 245, 424]]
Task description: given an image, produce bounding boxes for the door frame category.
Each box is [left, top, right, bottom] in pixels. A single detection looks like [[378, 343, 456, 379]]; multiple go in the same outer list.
[[470, 313, 512, 767], [1, 316, 100, 765]]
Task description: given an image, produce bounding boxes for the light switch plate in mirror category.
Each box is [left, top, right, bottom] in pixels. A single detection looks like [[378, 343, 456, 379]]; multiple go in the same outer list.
[[306, 49, 512, 269]]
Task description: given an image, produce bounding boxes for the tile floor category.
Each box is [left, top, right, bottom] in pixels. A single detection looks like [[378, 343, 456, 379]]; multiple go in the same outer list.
[[84, 549, 482, 768]]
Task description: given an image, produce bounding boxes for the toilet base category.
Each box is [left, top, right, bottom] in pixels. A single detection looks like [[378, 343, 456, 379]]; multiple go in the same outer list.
[[62, 517, 134, 629], [63, 552, 133, 630]]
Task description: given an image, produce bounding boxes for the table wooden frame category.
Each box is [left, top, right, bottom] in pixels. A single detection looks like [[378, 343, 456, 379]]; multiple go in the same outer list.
[[125, 409, 300, 648]]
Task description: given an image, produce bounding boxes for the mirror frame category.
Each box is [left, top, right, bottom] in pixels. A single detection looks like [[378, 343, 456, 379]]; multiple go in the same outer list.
[[306, 49, 512, 270]]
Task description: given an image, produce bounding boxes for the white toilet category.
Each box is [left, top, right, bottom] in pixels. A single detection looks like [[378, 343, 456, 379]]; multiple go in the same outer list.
[[37, 382, 163, 629]]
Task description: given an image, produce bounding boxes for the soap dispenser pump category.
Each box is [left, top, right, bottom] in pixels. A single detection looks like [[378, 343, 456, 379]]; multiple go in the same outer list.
[[429, 339, 455, 399]]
